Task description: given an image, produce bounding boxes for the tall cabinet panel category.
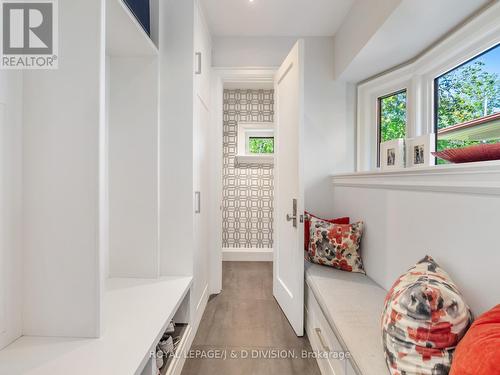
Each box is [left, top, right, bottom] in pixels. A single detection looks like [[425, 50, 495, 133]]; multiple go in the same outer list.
[[0, 71, 23, 350], [194, 4, 212, 107], [159, 0, 195, 279], [192, 0, 212, 326], [160, 0, 212, 329], [193, 95, 211, 316], [22, 0, 105, 338]]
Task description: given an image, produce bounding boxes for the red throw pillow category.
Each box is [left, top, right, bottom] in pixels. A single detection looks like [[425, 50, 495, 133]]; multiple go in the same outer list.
[[304, 211, 349, 251], [450, 304, 500, 375]]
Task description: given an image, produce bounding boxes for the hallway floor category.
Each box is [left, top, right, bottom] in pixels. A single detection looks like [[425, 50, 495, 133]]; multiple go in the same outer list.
[[182, 261, 320, 375]]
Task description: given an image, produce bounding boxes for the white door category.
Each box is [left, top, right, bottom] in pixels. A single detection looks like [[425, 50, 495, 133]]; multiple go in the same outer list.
[[273, 40, 305, 336]]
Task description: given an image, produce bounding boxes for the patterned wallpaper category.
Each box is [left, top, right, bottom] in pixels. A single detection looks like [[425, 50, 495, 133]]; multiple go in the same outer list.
[[222, 89, 274, 248]]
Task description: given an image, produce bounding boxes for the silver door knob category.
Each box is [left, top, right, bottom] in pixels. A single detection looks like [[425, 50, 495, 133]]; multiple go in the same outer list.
[[287, 198, 298, 228]]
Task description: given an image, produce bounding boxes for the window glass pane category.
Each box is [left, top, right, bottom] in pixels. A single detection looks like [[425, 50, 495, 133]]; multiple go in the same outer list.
[[249, 137, 274, 154], [436, 43, 500, 159], [379, 91, 407, 143]]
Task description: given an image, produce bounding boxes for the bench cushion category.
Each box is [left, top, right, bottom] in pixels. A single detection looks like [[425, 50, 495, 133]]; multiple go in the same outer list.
[[305, 261, 388, 375]]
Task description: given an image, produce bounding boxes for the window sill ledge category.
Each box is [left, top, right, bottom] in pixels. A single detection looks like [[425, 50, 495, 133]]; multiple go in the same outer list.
[[332, 160, 500, 196], [236, 155, 274, 165]]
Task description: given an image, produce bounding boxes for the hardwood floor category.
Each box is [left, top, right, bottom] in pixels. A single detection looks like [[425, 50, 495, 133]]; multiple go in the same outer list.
[[182, 261, 320, 375]]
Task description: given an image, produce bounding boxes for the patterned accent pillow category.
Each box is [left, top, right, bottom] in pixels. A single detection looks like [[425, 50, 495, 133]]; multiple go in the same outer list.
[[304, 212, 350, 251], [307, 216, 365, 274], [381, 256, 473, 375]]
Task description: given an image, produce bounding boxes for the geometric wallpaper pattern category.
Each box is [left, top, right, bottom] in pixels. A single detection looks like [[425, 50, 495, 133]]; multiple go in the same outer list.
[[222, 89, 274, 248]]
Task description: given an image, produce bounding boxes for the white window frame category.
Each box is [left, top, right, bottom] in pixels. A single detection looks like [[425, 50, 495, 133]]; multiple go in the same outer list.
[[357, 3, 500, 172], [236, 122, 275, 164]]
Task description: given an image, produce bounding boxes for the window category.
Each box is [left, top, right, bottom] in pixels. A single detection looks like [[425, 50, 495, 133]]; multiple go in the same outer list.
[[248, 137, 274, 154], [236, 122, 274, 164], [356, 5, 500, 171], [377, 90, 407, 166], [435, 43, 500, 161]]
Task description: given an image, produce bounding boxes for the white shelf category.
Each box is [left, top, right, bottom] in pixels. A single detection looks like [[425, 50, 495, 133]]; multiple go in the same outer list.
[[332, 160, 500, 195], [235, 155, 274, 165], [0, 277, 192, 375], [106, 0, 158, 57]]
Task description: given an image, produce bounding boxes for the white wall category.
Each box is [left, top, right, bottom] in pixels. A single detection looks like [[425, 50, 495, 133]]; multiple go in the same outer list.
[[213, 36, 296, 67], [0, 71, 23, 350], [22, 0, 104, 338], [103, 56, 111, 280], [333, 0, 401, 80], [332, 185, 500, 316], [333, 0, 490, 82], [108, 57, 159, 278], [212, 36, 357, 218], [303, 38, 356, 217], [332, 1, 500, 317]]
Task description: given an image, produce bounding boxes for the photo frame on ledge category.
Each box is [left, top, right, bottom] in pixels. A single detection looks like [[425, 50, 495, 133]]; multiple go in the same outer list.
[[406, 135, 435, 168], [380, 139, 405, 170]]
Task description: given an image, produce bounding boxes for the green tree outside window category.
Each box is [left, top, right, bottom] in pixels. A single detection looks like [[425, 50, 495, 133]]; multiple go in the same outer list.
[[379, 91, 407, 143], [436, 60, 500, 154], [249, 137, 274, 154]]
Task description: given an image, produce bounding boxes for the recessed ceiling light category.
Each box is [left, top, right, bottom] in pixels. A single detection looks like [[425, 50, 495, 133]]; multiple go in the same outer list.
[[249, 0, 255, 3]]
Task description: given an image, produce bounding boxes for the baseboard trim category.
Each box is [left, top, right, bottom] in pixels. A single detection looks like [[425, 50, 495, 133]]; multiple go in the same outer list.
[[222, 248, 273, 262]]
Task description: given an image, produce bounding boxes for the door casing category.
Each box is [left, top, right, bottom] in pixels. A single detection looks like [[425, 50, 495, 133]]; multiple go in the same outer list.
[[207, 68, 277, 295]]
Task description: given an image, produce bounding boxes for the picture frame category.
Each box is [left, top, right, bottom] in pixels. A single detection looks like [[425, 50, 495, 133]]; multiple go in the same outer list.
[[406, 134, 436, 168], [380, 139, 405, 170]]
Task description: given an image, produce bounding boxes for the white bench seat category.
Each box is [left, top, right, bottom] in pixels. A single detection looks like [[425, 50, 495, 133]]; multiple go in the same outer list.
[[305, 261, 388, 375]]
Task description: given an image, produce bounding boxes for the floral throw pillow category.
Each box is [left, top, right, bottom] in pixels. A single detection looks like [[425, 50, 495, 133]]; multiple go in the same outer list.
[[382, 256, 473, 375], [304, 212, 350, 251], [307, 216, 365, 274]]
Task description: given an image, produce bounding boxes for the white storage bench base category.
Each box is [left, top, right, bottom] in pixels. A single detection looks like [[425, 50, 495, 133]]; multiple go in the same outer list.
[[305, 262, 389, 375], [0, 277, 192, 375]]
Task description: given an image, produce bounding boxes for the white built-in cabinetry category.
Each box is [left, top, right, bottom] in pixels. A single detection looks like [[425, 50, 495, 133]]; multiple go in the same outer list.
[[0, 70, 23, 350], [193, 0, 212, 326], [194, 5, 212, 108], [0, 0, 212, 374], [159, 0, 212, 331]]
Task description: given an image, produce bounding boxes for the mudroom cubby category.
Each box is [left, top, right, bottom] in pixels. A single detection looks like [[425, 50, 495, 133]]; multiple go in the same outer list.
[[0, 276, 193, 374], [106, 41, 159, 279], [137, 286, 192, 375], [150, 294, 191, 375]]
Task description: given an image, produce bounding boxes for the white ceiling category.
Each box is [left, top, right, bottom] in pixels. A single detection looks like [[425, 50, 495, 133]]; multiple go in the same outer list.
[[338, 0, 492, 82], [200, 0, 355, 37]]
